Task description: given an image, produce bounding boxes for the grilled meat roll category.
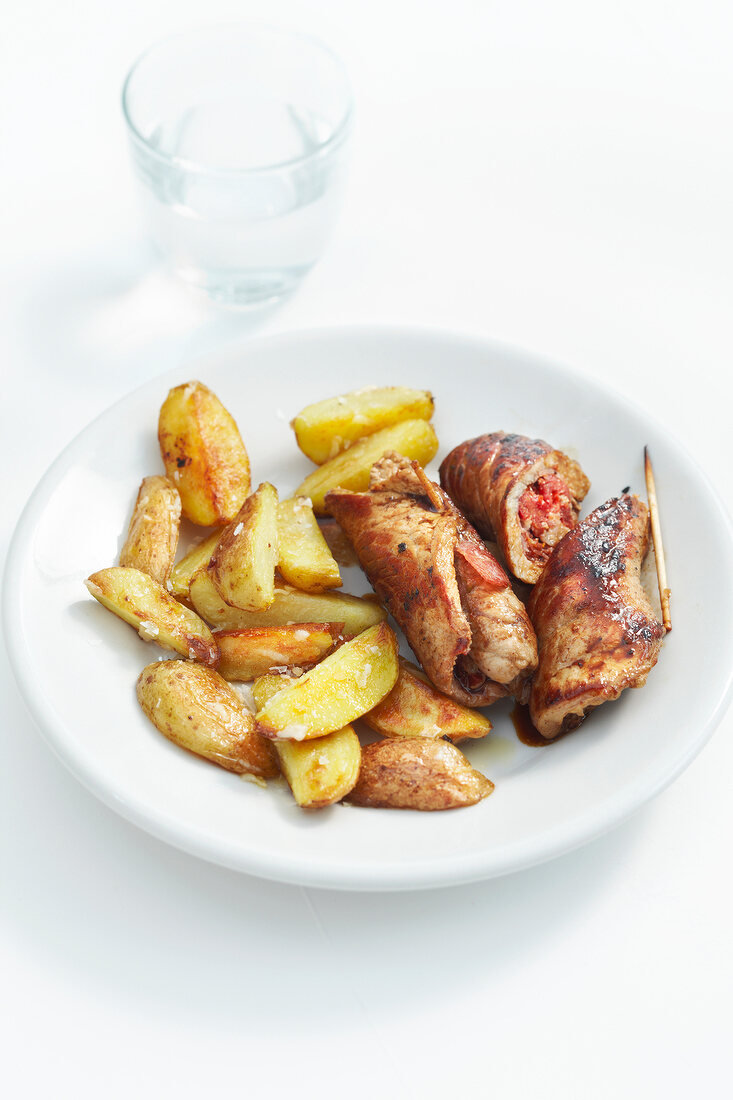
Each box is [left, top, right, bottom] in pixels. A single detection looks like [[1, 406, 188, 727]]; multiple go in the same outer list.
[[325, 454, 538, 708], [528, 493, 665, 738], [440, 432, 590, 584]]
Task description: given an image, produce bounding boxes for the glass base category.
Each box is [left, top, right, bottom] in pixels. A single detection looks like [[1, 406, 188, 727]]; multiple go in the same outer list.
[[175, 264, 310, 309]]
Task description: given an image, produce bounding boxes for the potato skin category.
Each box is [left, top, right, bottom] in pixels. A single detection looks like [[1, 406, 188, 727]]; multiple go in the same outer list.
[[137, 661, 278, 777], [210, 483, 279, 611], [363, 660, 493, 743], [158, 380, 251, 526], [348, 738, 494, 810], [119, 475, 181, 585], [189, 568, 385, 634], [215, 624, 339, 681], [255, 622, 399, 741], [296, 419, 439, 514], [86, 566, 218, 665], [292, 386, 435, 465]]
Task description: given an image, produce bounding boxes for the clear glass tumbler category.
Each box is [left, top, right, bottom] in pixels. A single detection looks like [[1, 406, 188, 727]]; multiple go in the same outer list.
[[122, 25, 353, 307]]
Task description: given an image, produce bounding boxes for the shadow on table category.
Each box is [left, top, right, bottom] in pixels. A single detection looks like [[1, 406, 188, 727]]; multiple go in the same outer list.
[[2, 665, 646, 1030], [19, 242, 282, 398]]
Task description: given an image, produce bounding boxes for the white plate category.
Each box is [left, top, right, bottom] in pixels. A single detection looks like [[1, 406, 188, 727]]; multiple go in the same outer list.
[[5, 327, 733, 890]]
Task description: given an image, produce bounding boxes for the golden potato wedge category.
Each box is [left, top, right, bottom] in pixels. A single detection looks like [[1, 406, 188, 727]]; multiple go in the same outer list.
[[158, 380, 251, 526], [292, 386, 435, 465], [363, 659, 493, 743], [168, 530, 222, 601], [252, 672, 361, 807], [276, 727, 361, 808], [209, 483, 279, 611], [215, 624, 340, 681], [295, 419, 439, 514], [278, 496, 341, 592], [189, 568, 385, 634], [137, 660, 278, 777], [85, 566, 218, 664], [348, 738, 494, 810], [251, 671, 303, 710], [255, 622, 399, 741], [118, 475, 182, 585]]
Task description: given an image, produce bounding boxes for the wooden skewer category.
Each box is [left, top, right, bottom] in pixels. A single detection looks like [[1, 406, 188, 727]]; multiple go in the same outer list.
[[644, 446, 672, 632]]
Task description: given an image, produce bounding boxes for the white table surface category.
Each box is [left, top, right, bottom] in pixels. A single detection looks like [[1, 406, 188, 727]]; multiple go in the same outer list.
[[2, 2, 732, 1096]]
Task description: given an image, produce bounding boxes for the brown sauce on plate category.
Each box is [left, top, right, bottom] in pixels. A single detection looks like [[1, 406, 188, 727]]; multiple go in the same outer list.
[[511, 703, 557, 746]]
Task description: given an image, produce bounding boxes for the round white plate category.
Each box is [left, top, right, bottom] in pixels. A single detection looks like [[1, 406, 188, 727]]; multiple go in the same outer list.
[[5, 327, 733, 890]]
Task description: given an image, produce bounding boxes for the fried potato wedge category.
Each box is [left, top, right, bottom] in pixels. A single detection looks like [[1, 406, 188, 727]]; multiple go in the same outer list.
[[348, 738, 494, 810], [277, 727, 361, 808], [85, 566, 218, 664], [295, 419, 439, 514], [119, 475, 182, 585], [278, 496, 341, 592], [158, 380, 251, 527], [252, 673, 360, 807], [255, 622, 399, 741], [210, 483, 279, 611], [168, 530, 222, 601], [215, 624, 340, 681], [363, 659, 493, 743], [292, 386, 435, 465], [137, 660, 278, 777], [251, 671, 304, 710], [189, 568, 385, 634]]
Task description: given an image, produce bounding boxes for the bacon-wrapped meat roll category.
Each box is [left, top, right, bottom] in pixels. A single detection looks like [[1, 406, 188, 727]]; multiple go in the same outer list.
[[439, 432, 590, 584], [528, 494, 665, 738], [325, 454, 538, 708]]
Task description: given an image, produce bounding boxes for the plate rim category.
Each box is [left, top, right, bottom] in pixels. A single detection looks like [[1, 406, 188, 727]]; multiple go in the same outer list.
[[5, 323, 733, 890]]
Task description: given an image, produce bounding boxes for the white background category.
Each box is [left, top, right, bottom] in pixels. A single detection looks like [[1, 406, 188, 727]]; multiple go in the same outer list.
[[2, 2, 732, 1097]]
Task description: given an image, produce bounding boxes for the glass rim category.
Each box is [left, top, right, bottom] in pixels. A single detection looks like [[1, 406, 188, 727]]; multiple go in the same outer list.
[[121, 22, 354, 178]]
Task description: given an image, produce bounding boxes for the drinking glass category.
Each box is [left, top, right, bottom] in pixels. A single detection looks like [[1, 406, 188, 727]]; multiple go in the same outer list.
[[122, 25, 353, 307]]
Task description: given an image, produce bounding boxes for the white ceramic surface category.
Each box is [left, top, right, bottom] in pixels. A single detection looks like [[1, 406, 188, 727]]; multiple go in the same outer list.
[[5, 327, 732, 890]]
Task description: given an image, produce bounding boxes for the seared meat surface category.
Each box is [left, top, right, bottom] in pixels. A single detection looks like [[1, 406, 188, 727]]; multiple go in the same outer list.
[[326, 454, 538, 707], [528, 493, 665, 738], [440, 432, 590, 584], [453, 545, 537, 688]]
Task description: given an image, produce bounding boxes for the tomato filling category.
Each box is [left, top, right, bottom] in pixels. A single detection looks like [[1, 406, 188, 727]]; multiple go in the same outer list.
[[517, 474, 574, 559], [454, 655, 486, 694]]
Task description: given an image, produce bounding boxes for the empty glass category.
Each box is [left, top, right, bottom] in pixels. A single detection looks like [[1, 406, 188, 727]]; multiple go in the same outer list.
[[122, 25, 353, 307]]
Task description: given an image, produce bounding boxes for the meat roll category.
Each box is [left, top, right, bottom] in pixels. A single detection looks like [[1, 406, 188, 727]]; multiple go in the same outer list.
[[439, 432, 590, 584], [528, 493, 665, 738], [325, 453, 538, 708]]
